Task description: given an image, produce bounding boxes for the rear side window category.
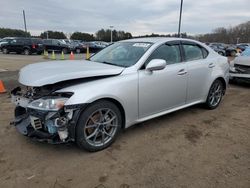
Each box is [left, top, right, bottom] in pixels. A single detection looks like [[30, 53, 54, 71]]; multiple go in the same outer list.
[[44, 40, 52, 45], [31, 38, 43, 44], [145, 44, 181, 66], [183, 44, 204, 61]]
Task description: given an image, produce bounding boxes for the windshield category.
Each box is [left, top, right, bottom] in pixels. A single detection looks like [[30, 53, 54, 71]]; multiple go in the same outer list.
[[90, 42, 152, 67], [241, 48, 250, 56]]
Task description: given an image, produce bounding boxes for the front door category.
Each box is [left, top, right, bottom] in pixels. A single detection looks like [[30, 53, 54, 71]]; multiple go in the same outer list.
[[138, 42, 187, 118]]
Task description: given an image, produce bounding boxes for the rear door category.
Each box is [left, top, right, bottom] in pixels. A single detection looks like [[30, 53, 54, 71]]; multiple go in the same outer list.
[[43, 39, 53, 51], [138, 41, 187, 118], [181, 41, 212, 103]]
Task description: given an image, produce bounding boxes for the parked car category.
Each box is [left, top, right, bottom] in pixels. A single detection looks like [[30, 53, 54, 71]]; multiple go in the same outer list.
[[236, 43, 250, 52], [43, 39, 71, 53], [82, 41, 108, 53], [0, 37, 44, 55], [209, 44, 226, 56], [0, 37, 14, 49], [209, 43, 237, 56], [11, 38, 229, 151], [230, 47, 250, 82]]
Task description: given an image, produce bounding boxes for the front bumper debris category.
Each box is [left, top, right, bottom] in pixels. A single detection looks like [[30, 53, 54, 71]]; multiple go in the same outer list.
[[11, 106, 80, 144], [10, 87, 84, 144]]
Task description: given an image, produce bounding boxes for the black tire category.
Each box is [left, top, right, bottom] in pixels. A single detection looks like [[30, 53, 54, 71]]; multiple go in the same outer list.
[[218, 51, 224, 56], [205, 79, 224, 109], [76, 100, 122, 152], [23, 48, 31, 55], [62, 48, 68, 54], [76, 48, 81, 54], [2, 48, 8, 54]]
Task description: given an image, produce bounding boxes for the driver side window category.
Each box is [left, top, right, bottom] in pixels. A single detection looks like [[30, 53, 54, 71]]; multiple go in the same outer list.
[[145, 44, 181, 67]]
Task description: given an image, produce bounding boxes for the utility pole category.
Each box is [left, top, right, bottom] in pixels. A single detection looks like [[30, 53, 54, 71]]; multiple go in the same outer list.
[[23, 10, 27, 36], [110, 26, 114, 43], [178, 0, 183, 37]]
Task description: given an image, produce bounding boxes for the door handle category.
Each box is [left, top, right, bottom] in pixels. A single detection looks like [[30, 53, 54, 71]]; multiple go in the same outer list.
[[208, 63, 215, 68], [177, 69, 187, 75]]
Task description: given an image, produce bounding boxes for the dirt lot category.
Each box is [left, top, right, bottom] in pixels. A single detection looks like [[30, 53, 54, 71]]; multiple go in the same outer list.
[[0, 54, 250, 188]]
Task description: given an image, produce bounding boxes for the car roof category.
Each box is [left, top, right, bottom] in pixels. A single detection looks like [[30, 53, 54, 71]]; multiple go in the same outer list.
[[120, 37, 203, 44]]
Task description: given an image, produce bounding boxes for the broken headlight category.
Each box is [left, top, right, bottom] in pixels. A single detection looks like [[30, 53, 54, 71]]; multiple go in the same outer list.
[[27, 97, 68, 111]]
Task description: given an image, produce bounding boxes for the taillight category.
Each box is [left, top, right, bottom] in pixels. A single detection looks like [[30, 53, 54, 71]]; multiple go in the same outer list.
[[32, 44, 36, 48]]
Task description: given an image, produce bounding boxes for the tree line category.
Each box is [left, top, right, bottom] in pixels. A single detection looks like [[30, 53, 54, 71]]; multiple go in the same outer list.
[[0, 28, 132, 42], [0, 28, 30, 38], [196, 21, 250, 44]]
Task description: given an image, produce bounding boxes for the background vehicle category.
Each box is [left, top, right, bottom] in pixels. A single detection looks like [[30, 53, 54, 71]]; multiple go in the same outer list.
[[11, 38, 229, 152], [230, 47, 250, 82], [0, 37, 14, 48], [43, 39, 71, 53], [82, 41, 108, 53], [236, 43, 250, 52], [0, 37, 44, 55], [209, 43, 237, 56], [209, 44, 226, 56]]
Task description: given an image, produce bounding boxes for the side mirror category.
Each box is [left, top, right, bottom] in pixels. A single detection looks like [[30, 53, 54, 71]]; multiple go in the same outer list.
[[145, 59, 166, 72]]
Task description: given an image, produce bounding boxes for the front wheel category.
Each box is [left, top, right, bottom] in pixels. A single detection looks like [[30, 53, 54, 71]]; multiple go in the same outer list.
[[205, 80, 224, 109], [2, 48, 8, 54], [76, 100, 122, 152]]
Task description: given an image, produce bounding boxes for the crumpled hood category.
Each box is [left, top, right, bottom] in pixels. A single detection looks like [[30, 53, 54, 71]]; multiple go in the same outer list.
[[19, 60, 124, 86], [233, 56, 250, 66]]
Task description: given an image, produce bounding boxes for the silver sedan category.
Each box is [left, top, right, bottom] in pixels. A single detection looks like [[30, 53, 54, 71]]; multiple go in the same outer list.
[[11, 37, 229, 151]]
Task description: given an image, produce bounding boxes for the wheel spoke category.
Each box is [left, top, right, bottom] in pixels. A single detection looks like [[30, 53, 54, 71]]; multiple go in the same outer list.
[[215, 85, 221, 92], [104, 130, 112, 137], [103, 109, 111, 117], [98, 110, 104, 122], [101, 132, 105, 145], [93, 131, 99, 143], [86, 129, 98, 140], [103, 116, 116, 125], [210, 96, 215, 105], [85, 124, 98, 129]]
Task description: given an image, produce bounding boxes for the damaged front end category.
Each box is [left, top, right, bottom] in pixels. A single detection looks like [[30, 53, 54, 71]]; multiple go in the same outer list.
[[10, 86, 84, 144]]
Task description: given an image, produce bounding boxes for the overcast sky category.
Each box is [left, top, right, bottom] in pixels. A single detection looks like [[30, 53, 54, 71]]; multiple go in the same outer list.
[[0, 0, 249, 36]]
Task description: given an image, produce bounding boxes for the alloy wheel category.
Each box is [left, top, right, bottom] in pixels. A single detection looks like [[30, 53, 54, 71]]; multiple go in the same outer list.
[[84, 108, 118, 147], [208, 81, 223, 107]]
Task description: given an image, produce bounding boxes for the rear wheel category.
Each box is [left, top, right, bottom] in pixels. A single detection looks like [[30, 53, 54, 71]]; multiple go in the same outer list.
[[23, 48, 30, 55], [76, 100, 122, 152], [205, 80, 224, 109], [76, 48, 81, 54], [62, 48, 68, 54]]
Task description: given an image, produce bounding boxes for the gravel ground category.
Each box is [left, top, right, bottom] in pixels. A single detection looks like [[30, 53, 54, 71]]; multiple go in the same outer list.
[[0, 54, 249, 188]]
